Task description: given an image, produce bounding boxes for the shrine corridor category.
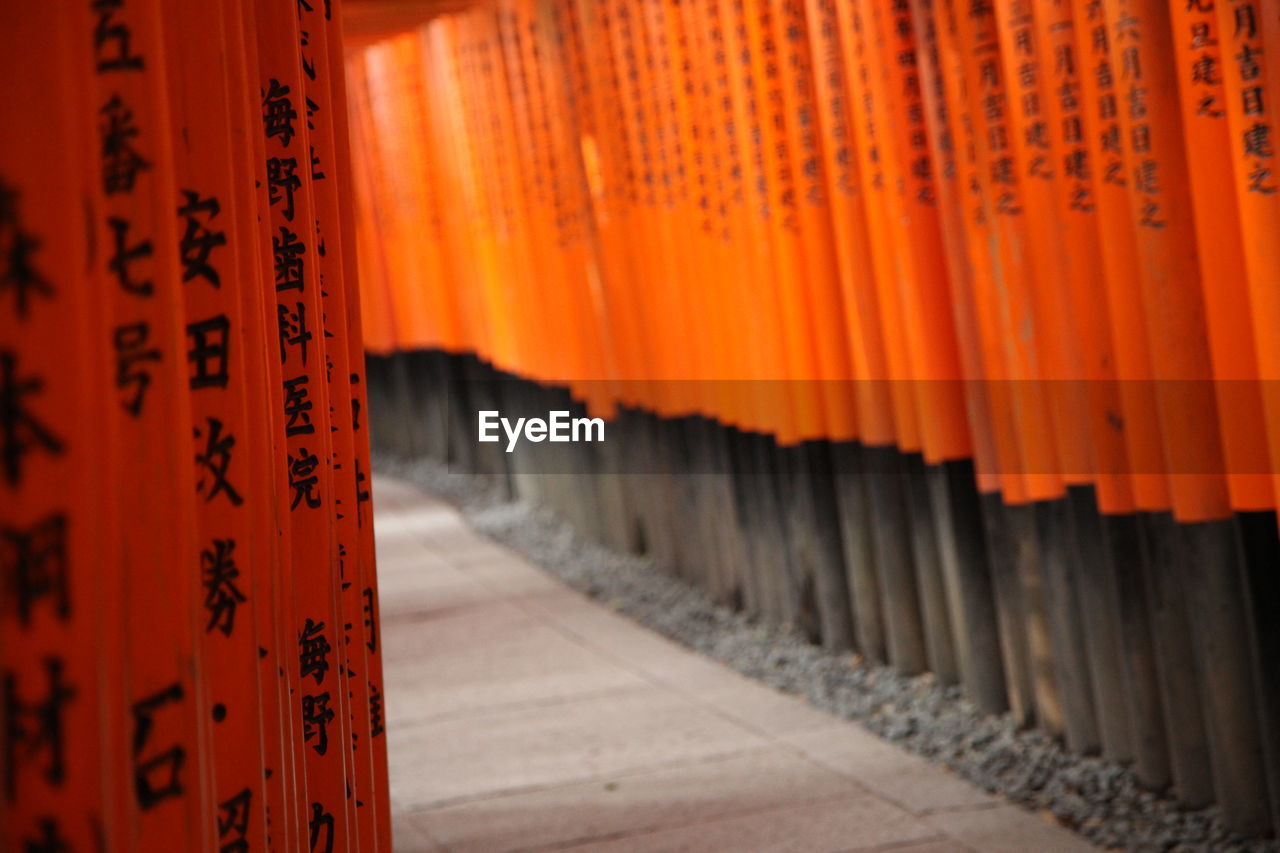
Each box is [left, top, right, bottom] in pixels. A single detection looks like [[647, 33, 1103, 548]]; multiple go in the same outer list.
[[372, 475, 1095, 853]]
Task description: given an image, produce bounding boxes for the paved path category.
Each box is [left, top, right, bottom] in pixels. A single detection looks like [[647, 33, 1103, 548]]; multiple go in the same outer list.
[[375, 475, 1096, 853]]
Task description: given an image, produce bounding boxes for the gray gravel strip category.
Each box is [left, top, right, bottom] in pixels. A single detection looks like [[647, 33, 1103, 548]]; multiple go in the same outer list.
[[377, 454, 1279, 853]]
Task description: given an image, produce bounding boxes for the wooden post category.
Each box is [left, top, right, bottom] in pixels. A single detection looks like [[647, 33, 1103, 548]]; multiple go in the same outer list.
[[863, 446, 927, 675], [1236, 511, 1280, 834], [727, 428, 768, 621], [643, 411, 682, 576], [796, 442, 857, 651], [387, 351, 419, 457], [832, 443, 885, 664], [774, 442, 820, 644], [441, 352, 477, 473], [460, 356, 507, 487], [507, 375, 552, 507], [1035, 498, 1100, 753], [703, 419, 749, 609], [1180, 520, 1271, 835], [1105, 512, 1171, 791], [929, 461, 1007, 715], [588, 414, 634, 553], [904, 454, 959, 684], [1005, 503, 1063, 737], [671, 417, 710, 589], [409, 350, 446, 462], [1139, 512, 1214, 807], [751, 433, 801, 632], [981, 495, 1036, 727], [1066, 486, 1135, 762], [363, 355, 391, 455]]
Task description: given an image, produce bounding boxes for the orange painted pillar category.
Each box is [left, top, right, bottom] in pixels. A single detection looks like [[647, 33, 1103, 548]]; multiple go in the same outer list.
[[327, 2, 394, 845], [1169, 0, 1272, 513], [1104, 0, 1230, 523], [299, 3, 378, 849], [234, 3, 309, 845], [990, 0, 1095, 491], [1215, 0, 1280, 514], [0, 7, 109, 852], [768, 0, 859, 442], [1027, 0, 1136, 515], [837, 0, 925, 458], [745, 0, 827, 442], [164, 3, 272, 850], [720, 0, 798, 439], [866, 0, 972, 465], [908, 0, 1004, 493], [89, 0, 214, 847], [253, 1, 349, 849], [804, 0, 896, 451]]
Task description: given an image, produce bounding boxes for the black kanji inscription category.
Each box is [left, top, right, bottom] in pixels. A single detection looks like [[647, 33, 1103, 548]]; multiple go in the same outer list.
[[100, 95, 150, 196], [1, 350, 64, 485], [266, 158, 301, 221], [355, 458, 370, 528], [194, 416, 244, 506], [113, 322, 160, 416], [368, 680, 384, 738], [262, 79, 298, 148], [283, 375, 315, 437], [93, 0, 145, 72], [287, 448, 321, 510], [22, 816, 71, 853], [361, 587, 377, 654], [131, 682, 186, 810], [2, 513, 69, 627], [187, 314, 230, 391], [299, 618, 331, 685], [3, 658, 74, 801], [106, 217, 153, 296], [308, 802, 334, 853], [301, 692, 333, 756], [273, 225, 305, 292], [0, 181, 54, 318], [177, 191, 227, 287], [216, 786, 252, 853], [278, 301, 312, 367], [202, 539, 247, 637]]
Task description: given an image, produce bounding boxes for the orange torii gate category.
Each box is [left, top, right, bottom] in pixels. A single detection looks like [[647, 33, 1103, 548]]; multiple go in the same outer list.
[[345, 0, 1279, 838], [1, 2, 390, 851]]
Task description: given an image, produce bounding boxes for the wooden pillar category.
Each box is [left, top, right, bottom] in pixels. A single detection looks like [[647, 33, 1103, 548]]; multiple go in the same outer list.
[[863, 446, 927, 675], [727, 428, 769, 622], [928, 461, 1007, 715], [751, 433, 801, 632], [387, 350, 419, 457], [1180, 519, 1271, 834], [1140, 512, 1214, 806], [904, 454, 959, 684], [408, 350, 446, 462], [832, 443, 886, 663], [1236, 511, 1280, 834], [1035, 498, 1100, 753], [1067, 486, 1135, 762], [703, 420, 749, 609], [1105, 512, 1172, 791], [981, 495, 1036, 727], [793, 442, 857, 651]]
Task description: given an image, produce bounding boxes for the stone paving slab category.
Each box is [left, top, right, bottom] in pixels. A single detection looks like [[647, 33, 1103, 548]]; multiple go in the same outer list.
[[374, 475, 1097, 853], [413, 748, 866, 852]]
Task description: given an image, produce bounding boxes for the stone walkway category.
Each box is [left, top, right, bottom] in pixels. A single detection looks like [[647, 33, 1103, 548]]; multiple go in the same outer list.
[[374, 475, 1097, 853]]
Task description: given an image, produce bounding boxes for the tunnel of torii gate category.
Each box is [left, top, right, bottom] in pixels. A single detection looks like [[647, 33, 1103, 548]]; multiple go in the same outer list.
[[2, 0, 1280, 850]]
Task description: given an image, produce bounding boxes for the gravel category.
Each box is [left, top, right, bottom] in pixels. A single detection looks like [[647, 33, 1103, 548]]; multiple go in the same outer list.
[[377, 453, 1280, 853]]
